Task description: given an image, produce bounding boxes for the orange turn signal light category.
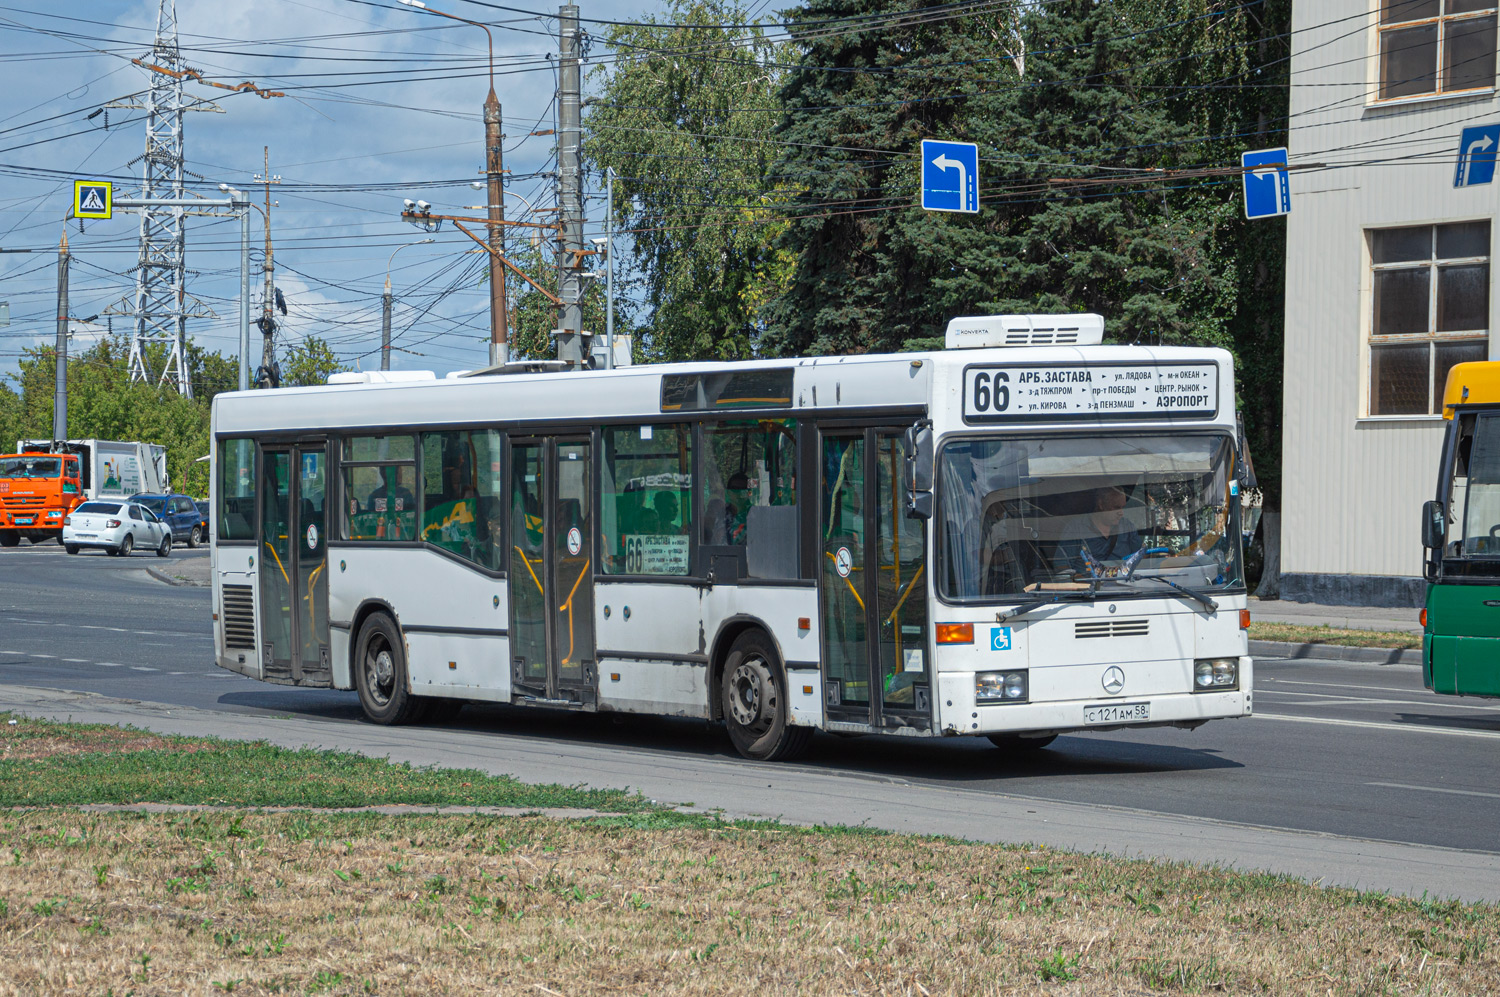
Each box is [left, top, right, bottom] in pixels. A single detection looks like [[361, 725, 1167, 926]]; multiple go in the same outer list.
[[1239, 609, 1251, 630], [797, 617, 811, 630], [1420, 608, 1428, 628], [936, 623, 974, 644]]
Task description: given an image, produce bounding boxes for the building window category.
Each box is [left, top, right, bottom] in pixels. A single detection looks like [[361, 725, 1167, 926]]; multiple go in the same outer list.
[[1369, 222, 1490, 416], [1379, 0, 1497, 99]]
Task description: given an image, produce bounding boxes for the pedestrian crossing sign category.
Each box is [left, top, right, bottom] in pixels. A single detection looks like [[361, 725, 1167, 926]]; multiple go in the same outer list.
[[74, 180, 111, 220]]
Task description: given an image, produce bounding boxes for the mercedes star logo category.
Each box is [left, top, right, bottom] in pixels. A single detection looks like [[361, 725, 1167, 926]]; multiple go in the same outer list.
[[1102, 666, 1126, 695]]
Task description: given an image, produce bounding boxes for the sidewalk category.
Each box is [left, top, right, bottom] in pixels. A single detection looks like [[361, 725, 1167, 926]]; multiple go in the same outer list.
[[1248, 597, 1422, 635], [1248, 597, 1423, 666]]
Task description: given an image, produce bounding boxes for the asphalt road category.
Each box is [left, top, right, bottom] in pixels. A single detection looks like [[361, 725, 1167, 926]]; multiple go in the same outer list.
[[4, 541, 1500, 900]]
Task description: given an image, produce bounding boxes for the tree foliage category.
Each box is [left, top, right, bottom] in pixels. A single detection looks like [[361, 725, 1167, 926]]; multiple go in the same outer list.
[[585, 0, 795, 362]]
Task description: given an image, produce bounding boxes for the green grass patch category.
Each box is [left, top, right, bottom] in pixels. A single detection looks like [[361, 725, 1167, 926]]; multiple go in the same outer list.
[[1249, 620, 1421, 650], [0, 714, 650, 812]]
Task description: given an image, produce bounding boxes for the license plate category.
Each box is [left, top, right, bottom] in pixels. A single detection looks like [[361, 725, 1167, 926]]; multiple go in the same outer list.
[[1084, 701, 1150, 724], [13, 517, 33, 525], [77, 533, 96, 538]]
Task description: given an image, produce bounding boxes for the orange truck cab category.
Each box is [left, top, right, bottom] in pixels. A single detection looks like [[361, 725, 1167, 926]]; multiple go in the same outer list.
[[0, 452, 83, 546]]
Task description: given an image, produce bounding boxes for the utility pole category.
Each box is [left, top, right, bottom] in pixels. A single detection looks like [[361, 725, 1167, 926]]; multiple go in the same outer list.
[[255, 147, 281, 388], [53, 232, 69, 446], [605, 166, 615, 369], [236, 190, 250, 390], [556, 3, 585, 369], [486, 91, 507, 367], [381, 281, 393, 372]]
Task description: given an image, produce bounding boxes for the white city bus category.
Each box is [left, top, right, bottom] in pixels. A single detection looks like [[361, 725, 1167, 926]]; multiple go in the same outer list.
[[210, 314, 1251, 761]]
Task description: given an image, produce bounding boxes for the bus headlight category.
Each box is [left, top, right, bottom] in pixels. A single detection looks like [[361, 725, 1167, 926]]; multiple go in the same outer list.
[[1194, 658, 1238, 691], [977, 670, 1028, 704]]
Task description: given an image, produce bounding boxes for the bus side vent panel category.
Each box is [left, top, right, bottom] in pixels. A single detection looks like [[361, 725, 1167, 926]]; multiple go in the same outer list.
[[222, 584, 257, 650], [1075, 619, 1150, 640]]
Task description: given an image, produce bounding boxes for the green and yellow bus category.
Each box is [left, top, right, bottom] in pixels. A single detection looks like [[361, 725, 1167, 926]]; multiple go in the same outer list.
[[1423, 362, 1500, 696]]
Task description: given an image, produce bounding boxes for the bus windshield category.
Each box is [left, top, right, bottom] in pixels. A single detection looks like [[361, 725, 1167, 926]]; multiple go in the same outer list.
[[0, 456, 62, 478], [939, 434, 1243, 601], [1444, 410, 1500, 560]]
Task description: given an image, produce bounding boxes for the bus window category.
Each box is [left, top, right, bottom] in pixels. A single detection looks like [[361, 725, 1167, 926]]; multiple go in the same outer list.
[[341, 436, 417, 542], [1457, 412, 1500, 556], [420, 430, 504, 571], [600, 424, 692, 575], [703, 419, 798, 578], [217, 439, 257, 541]]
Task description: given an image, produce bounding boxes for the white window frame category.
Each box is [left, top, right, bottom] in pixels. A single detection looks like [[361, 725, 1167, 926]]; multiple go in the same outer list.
[[1373, 0, 1499, 103], [1365, 221, 1491, 418]]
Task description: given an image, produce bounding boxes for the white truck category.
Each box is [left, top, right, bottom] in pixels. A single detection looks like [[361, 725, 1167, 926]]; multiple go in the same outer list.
[[15, 439, 168, 500]]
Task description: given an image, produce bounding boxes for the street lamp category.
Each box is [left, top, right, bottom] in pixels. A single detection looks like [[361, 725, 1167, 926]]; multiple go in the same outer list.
[[589, 236, 615, 369], [399, 0, 508, 366], [382, 238, 436, 372]]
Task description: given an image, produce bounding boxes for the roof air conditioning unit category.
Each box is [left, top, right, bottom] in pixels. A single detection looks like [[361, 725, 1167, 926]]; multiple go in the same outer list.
[[944, 313, 1105, 349]]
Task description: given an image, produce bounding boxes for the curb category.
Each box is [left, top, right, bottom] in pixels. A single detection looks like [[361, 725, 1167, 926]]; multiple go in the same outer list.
[[144, 566, 208, 588], [1249, 639, 1422, 666]]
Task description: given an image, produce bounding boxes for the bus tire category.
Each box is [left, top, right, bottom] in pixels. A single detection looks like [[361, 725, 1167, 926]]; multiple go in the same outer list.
[[354, 613, 422, 725], [986, 733, 1057, 752], [721, 629, 811, 762]]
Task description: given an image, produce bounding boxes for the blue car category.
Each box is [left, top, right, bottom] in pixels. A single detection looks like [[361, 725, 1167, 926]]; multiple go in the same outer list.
[[128, 493, 205, 548]]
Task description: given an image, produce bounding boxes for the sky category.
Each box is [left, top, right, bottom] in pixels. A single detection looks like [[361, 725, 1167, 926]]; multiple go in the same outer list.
[[0, 0, 680, 384]]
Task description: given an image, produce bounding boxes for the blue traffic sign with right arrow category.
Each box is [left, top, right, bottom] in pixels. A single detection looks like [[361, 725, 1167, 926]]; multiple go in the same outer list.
[[1455, 124, 1500, 188], [921, 139, 979, 214]]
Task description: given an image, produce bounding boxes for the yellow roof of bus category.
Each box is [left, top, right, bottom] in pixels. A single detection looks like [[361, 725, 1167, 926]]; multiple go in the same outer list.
[[1443, 361, 1500, 418]]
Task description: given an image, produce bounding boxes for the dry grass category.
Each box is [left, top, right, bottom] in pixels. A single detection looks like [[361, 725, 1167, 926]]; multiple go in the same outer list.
[[1247, 621, 1421, 650], [1, 808, 1497, 996]]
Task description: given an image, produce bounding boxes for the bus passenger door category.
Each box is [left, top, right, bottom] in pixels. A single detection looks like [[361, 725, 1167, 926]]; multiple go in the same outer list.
[[509, 437, 596, 704], [293, 444, 330, 685], [257, 443, 330, 685], [259, 449, 294, 680], [819, 427, 932, 730]]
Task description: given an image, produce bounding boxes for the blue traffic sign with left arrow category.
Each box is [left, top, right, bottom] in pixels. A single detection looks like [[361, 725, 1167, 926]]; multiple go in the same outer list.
[[1454, 124, 1500, 188], [1241, 147, 1290, 220], [921, 139, 979, 214]]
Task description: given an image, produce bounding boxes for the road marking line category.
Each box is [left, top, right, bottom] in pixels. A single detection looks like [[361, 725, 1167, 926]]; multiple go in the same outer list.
[[61, 658, 88, 663], [0, 651, 21, 655], [1366, 781, 1500, 801], [97, 663, 125, 667], [1257, 712, 1500, 740], [1259, 684, 1500, 712], [129, 666, 157, 672], [1262, 678, 1422, 695], [31, 654, 55, 659]]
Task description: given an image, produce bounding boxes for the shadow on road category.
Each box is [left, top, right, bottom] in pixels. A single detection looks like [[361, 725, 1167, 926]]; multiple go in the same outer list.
[[1392, 711, 1500, 733], [219, 694, 1243, 784]]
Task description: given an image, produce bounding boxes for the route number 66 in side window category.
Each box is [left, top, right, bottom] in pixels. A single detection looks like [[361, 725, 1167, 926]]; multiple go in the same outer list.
[[969, 370, 1010, 414]]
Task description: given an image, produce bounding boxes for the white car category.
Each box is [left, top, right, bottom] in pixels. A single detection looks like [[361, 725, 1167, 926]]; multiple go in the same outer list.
[[62, 501, 172, 557]]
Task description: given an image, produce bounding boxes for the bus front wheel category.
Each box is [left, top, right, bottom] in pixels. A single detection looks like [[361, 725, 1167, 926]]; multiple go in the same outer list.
[[355, 613, 422, 725], [721, 630, 811, 762]]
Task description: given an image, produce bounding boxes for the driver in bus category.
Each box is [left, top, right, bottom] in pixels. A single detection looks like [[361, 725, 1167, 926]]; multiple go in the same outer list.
[[1058, 484, 1141, 570]]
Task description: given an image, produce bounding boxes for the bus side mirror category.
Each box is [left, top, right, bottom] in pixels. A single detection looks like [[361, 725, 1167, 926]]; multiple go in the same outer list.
[[1422, 499, 1445, 550], [904, 421, 933, 520]]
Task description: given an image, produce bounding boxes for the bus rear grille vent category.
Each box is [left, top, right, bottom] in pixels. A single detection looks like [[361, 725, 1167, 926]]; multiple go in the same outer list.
[[1075, 619, 1150, 639], [1002, 330, 1081, 346], [222, 584, 256, 650]]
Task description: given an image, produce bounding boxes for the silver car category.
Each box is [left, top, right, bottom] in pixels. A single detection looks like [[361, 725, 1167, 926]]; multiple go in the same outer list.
[[62, 501, 172, 557]]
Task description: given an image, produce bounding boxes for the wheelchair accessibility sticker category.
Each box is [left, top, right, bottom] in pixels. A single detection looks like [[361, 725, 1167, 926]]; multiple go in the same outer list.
[[991, 626, 1012, 651]]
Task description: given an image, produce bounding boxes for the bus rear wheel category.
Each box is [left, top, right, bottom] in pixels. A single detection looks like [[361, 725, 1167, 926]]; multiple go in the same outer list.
[[355, 613, 422, 725], [986, 733, 1058, 752], [721, 629, 811, 762]]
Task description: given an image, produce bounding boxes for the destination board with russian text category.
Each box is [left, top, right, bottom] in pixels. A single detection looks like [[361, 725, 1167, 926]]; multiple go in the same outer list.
[[961, 362, 1219, 422]]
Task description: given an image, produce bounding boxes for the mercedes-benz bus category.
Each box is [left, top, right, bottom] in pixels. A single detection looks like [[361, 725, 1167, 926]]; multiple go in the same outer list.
[[210, 313, 1252, 761]]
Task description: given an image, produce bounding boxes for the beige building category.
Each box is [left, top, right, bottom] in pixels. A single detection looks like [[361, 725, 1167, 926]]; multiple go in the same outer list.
[[1283, 0, 1496, 606]]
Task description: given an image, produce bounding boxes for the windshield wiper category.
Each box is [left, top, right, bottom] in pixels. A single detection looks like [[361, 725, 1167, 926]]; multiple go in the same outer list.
[[1130, 573, 1219, 613], [995, 590, 1093, 622]]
